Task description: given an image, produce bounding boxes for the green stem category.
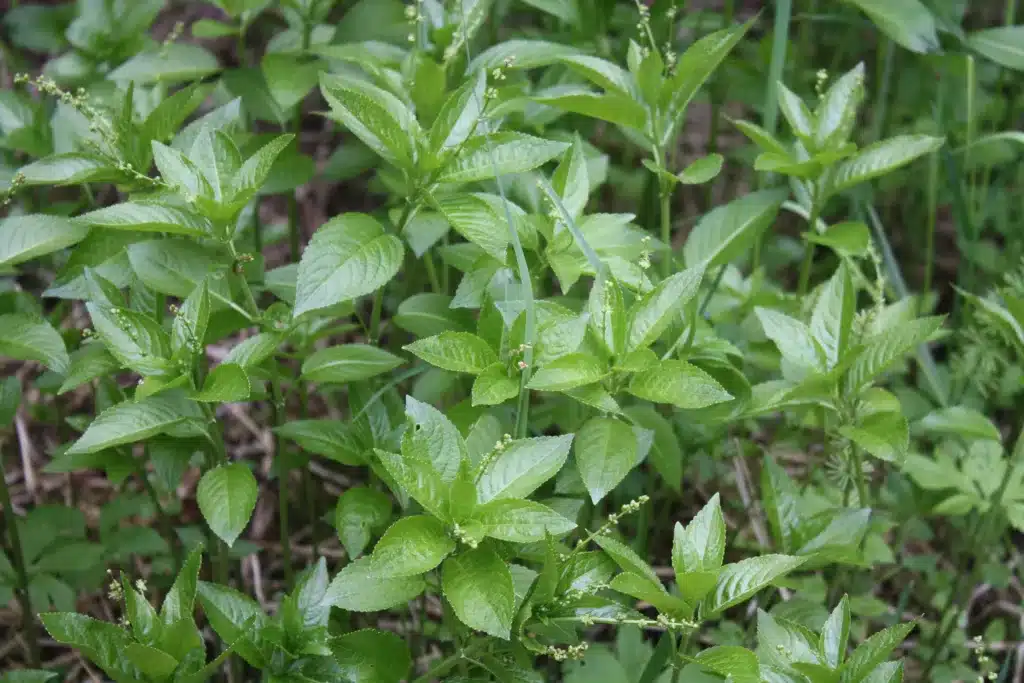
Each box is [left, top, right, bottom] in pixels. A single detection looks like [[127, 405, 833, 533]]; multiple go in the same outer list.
[[922, 75, 943, 308], [659, 172, 672, 278], [270, 378, 294, 586], [369, 290, 383, 345], [1, 439, 38, 667], [850, 445, 869, 508], [796, 199, 821, 296], [424, 251, 443, 294], [136, 449, 183, 571]]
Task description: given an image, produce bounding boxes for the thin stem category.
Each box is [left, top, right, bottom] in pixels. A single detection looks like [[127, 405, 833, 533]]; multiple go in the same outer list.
[[270, 377, 294, 586], [411, 641, 486, 683], [922, 78, 944, 309], [660, 187, 672, 278], [796, 199, 821, 296], [424, 252, 443, 294], [1, 439, 38, 667], [369, 290, 384, 345]]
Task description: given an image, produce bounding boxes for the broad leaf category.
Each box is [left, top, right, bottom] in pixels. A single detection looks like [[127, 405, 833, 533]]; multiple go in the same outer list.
[[197, 463, 258, 546], [627, 360, 733, 410], [301, 344, 404, 383], [476, 434, 574, 503], [627, 266, 703, 350], [75, 203, 211, 237], [844, 316, 944, 392], [465, 499, 575, 543], [335, 487, 392, 558], [405, 331, 497, 375], [0, 214, 89, 268], [332, 629, 411, 683], [527, 352, 607, 391], [294, 213, 404, 317], [324, 556, 426, 612], [968, 26, 1024, 71], [369, 516, 455, 577], [320, 72, 418, 169], [840, 622, 915, 683], [683, 189, 788, 269], [844, 0, 939, 53], [830, 135, 944, 195], [576, 416, 638, 503], [672, 493, 726, 576], [193, 363, 250, 403], [441, 546, 514, 639], [67, 392, 204, 455], [435, 132, 568, 184], [706, 554, 806, 614], [0, 314, 70, 374]]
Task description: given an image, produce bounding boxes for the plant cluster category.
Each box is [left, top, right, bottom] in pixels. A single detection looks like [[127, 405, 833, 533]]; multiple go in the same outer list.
[[1, 0, 1023, 682]]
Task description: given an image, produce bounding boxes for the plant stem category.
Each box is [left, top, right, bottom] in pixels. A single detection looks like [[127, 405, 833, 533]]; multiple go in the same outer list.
[[796, 199, 820, 296], [136, 449, 183, 570], [1, 440, 38, 667], [922, 78, 943, 309], [270, 377, 294, 586], [659, 169, 672, 278]]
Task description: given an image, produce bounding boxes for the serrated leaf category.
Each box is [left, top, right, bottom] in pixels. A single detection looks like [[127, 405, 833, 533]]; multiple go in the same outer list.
[[76, 203, 211, 237], [811, 263, 856, 368], [471, 364, 520, 406], [394, 293, 470, 337], [301, 344, 404, 383], [465, 499, 575, 543], [593, 534, 660, 585], [108, 43, 219, 83], [197, 463, 258, 547], [815, 63, 865, 149], [405, 331, 497, 375], [476, 434, 574, 503], [627, 360, 733, 410], [706, 554, 806, 614], [576, 416, 638, 503], [805, 221, 871, 257], [442, 546, 514, 639], [659, 19, 754, 146], [433, 193, 510, 262], [468, 39, 585, 71], [840, 411, 909, 463], [324, 556, 426, 612], [755, 307, 823, 371], [683, 189, 788, 269], [821, 595, 851, 668], [527, 352, 607, 391], [320, 73, 418, 170], [87, 303, 173, 377], [830, 135, 944, 195], [588, 273, 627, 356], [193, 363, 250, 403], [840, 622, 915, 683], [403, 395, 468, 482], [369, 515, 455, 577], [171, 280, 211, 358], [232, 134, 294, 197], [535, 89, 648, 130], [332, 629, 411, 683], [672, 493, 726, 576], [844, 0, 939, 54], [844, 316, 944, 391], [627, 265, 703, 350], [694, 646, 761, 683], [294, 213, 404, 317], [0, 313, 70, 374], [917, 406, 1000, 443], [39, 613, 134, 682], [18, 154, 119, 186], [429, 70, 486, 155], [435, 132, 568, 184], [0, 214, 89, 267], [275, 420, 365, 466], [67, 392, 204, 455]]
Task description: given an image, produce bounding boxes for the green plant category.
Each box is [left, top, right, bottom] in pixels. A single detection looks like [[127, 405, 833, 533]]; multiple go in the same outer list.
[[2, 0, 1023, 681]]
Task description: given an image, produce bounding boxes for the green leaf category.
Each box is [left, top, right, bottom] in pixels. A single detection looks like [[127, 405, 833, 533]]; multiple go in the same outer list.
[[471, 364, 520, 406], [521, 0, 579, 23], [332, 629, 411, 683], [840, 411, 909, 463], [435, 132, 568, 184], [844, 316, 944, 392], [0, 376, 20, 427], [402, 395, 468, 483], [917, 406, 1000, 443], [844, 0, 939, 53], [830, 135, 944, 195], [593, 534, 661, 585], [535, 89, 648, 130], [301, 344, 404, 383], [706, 554, 806, 614], [394, 293, 471, 336], [627, 265, 703, 350], [811, 262, 856, 368], [0, 214, 89, 268], [324, 556, 426, 612], [683, 188, 788, 269], [87, 303, 173, 377], [625, 405, 682, 492], [627, 360, 733, 410], [659, 18, 754, 146], [192, 363, 250, 403], [476, 434, 574, 503], [152, 141, 211, 198], [428, 70, 485, 156], [232, 134, 295, 197], [760, 457, 801, 556], [171, 280, 211, 359], [262, 54, 318, 111], [405, 331, 497, 375], [672, 493, 726, 576], [196, 463, 258, 547], [732, 118, 790, 156], [755, 307, 824, 371], [223, 332, 283, 368], [18, 154, 119, 186], [815, 63, 865, 150], [968, 26, 1024, 71], [588, 273, 628, 356], [191, 18, 238, 37], [777, 83, 815, 142], [126, 239, 230, 300], [441, 546, 515, 639], [58, 344, 117, 394], [190, 129, 241, 202], [527, 352, 607, 391], [576, 416, 638, 503], [335, 487, 392, 558], [320, 73, 418, 170], [694, 646, 761, 683], [196, 582, 266, 668], [376, 449, 449, 522], [805, 221, 872, 257], [840, 622, 915, 683], [0, 313, 70, 374], [40, 613, 134, 682], [433, 192, 510, 262], [76, 203, 211, 238], [609, 572, 692, 617], [67, 391, 204, 455], [465, 499, 575, 543], [468, 39, 585, 71], [821, 595, 851, 668], [678, 154, 724, 184], [369, 516, 455, 577], [108, 43, 219, 83], [294, 213, 404, 317], [124, 643, 178, 680]]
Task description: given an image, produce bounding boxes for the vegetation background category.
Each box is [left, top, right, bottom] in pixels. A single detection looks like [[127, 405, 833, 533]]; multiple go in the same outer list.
[[0, 0, 1023, 682]]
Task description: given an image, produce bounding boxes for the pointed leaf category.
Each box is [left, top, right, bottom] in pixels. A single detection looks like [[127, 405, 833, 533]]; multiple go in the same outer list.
[[682, 188, 788, 269], [0, 313, 70, 374], [627, 360, 733, 410], [442, 546, 514, 639], [324, 556, 426, 612], [0, 214, 89, 268], [576, 416, 638, 503], [405, 331, 497, 375], [465, 499, 575, 543], [67, 392, 204, 455], [197, 463, 258, 547], [706, 554, 806, 614], [435, 132, 568, 184], [627, 266, 703, 350], [301, 344, 404, 383], [830, 135, 944, 195], [476, 434, 574, 503], [844, 0, 939, 53], [369, 516, 455, 577]]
